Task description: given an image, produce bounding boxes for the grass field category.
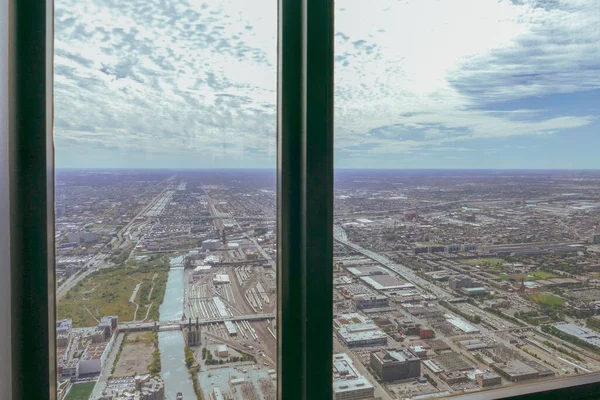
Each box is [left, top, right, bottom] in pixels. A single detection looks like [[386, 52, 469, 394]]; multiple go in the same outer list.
[[65, 382, 95, 400], [529, 293, 567, 307], [532, 271, 558, 280], [58, 257, 169, 327]]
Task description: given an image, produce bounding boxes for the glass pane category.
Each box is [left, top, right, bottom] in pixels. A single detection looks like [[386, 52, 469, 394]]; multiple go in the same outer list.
[[54, 1, 277, 399], [334, 1, 600, 399]]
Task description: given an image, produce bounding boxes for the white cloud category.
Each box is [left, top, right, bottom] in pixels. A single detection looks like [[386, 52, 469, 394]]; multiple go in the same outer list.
[[53, 0, 599, 167], [333, 0, 598, 156]]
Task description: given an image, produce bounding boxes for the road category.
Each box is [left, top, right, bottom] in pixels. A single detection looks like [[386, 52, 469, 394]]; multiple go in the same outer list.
[[334, 225, 451, 299], [56, 180, 174, 301], [90, 331, 125, 400], [118, 313, 276, 331], [204, 189, 275, 269], [237, 221, 276, 269]]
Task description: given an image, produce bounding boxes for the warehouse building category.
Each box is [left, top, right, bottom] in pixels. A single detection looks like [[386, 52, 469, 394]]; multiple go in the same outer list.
[[477, 372, 502, 387], [494, 360, 540, 382], [354, 294, 389, 310], [462, 287, 488, 297], [334, 313, 388, 348], [333, 353, 375, 400], [370, 349, 420, 382]]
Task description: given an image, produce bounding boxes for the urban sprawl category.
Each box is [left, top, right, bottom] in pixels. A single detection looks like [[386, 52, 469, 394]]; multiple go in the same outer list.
[[55, 169, 600, 400]]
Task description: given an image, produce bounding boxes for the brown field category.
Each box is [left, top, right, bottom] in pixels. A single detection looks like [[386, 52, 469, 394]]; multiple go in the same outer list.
[[111, 332, 154, 377]]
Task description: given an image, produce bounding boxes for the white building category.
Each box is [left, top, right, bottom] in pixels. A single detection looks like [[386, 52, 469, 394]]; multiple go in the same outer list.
[[334, 313, 387, 347], [333, 353, 374, 400]]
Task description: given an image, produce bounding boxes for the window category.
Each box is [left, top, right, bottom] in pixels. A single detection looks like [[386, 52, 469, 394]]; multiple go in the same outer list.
[[5, 0, 600, 400], [52, 1, 278, 399], [333, 1, 600, 400]]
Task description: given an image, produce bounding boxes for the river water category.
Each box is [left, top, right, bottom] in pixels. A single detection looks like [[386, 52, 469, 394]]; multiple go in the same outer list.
[[158, 265, 196, 399]]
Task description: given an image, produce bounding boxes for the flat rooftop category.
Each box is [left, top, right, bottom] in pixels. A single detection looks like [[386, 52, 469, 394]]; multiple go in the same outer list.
[[333, 353, 374, 394], [361, 274, 415, 291], [347, 265, 386, 277], [553, 323, 600, 347], [499, 360, 538, 377], [334, 313, 388, 343], [445, 315, 480, 333]]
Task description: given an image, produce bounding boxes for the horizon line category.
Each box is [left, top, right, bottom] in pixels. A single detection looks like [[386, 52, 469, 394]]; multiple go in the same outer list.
[[54, 167, 600, 171]]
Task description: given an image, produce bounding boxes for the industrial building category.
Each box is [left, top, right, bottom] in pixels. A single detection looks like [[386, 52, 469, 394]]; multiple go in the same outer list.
[[445, 315, 480, 333], [346, 266, 385, 277], [334, 313, 388, 347], [370, 349, 420, 382], [440, 371, 468, 384], [462, 287, 488, 296], [476, 372, 502, 387], [494, 360, 540, 382], [201, 239, 222, 251], [360, 274, 414, 291], [217, 345, 229, 357], [79, 340, 113, 375], [224, 320, 238, 337], [353, 294, 389, 310], [553, 324, 600, 347], [193, 265, 212, 274], [186, 318, 201, 346], [333, 353, 375, 400]]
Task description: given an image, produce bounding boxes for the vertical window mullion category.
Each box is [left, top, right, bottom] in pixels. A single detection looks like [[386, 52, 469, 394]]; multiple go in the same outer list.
[[277, 0, 304, 399], [8, 0, 55, 398], [278, 0, 333, 399], [303, 0, 334, 398]]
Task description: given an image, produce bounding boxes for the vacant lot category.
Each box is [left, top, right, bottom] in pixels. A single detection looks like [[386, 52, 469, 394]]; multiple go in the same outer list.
[[58, 257, 169, 327], [65, 382, 95, 400], [112, 332, 156, 377], [529, 293, 566, 307]]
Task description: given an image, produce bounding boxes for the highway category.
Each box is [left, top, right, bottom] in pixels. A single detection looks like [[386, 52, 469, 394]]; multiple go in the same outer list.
[[334, 225, 451, 299]]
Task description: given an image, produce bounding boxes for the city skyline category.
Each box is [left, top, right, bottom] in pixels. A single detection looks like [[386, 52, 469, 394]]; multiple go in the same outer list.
[[54, 0, 599, 169]]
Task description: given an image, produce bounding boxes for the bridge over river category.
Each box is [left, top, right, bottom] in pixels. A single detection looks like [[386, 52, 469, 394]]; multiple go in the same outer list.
[[119, 313, 275, 332]]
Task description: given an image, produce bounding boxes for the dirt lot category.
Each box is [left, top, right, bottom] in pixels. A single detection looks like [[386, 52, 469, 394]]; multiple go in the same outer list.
[[112, 332, 155, 377]]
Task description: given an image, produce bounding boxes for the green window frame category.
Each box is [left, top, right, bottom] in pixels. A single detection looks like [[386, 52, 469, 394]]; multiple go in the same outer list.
[[5, 0, 600, 399]]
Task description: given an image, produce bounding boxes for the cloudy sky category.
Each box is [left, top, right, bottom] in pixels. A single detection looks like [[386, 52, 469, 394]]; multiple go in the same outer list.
[[54, 0, 599, 169]]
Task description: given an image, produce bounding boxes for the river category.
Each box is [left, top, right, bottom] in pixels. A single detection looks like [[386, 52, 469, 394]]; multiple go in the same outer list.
[[158, 265, 196, 399]]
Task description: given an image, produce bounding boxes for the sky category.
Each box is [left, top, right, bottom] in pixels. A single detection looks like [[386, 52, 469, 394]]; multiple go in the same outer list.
[[54, 0, 600, 169]]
